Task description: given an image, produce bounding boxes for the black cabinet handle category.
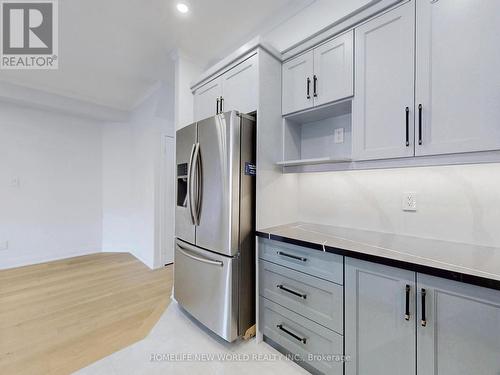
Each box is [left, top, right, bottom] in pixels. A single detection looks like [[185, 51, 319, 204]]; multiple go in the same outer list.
[[220, 96, 224, 113], [421, 288, 427, 327], [313, 75, 318, 97], [418, 104, 423, 145], [306, 77, 311, 99], [216, 97, 220, 114], [405, 285, 411, 321], [277, 284, 307, 299], [277, 324, 307, 344], [405, 107, 410, 147], [276, 251, 307, 262]]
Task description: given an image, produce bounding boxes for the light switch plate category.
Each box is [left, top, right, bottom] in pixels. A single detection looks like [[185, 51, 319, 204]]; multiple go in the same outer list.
[[334, 128, 344, 144], [402, 192, 417, 212]]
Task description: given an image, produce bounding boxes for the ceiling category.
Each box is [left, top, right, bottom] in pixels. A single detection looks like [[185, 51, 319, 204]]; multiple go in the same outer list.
[[0, 0, 309, 111]]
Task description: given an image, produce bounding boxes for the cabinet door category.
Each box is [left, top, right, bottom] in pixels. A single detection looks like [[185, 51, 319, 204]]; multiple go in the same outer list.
[[345, 258, 416, 375], [282, 51, 314, 115], [193, 79, 222, 122], [221, 54, 258, 115], [352, 2, 415, 161], [313, 30, 354, 107], [415, 0, 500, 156], [417, 274, 500, 375]]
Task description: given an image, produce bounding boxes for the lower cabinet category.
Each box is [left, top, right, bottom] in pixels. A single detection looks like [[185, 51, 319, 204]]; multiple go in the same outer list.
[[346, 258, 500, 375], [345, 258, 416, 375], [260, 297, 344, 375], [258, 238, 344, 375], [417, 274, 500, 375]]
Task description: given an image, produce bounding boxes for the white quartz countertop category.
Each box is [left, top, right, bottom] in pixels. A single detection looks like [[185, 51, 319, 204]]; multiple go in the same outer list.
[[257, 222, 500, 287]]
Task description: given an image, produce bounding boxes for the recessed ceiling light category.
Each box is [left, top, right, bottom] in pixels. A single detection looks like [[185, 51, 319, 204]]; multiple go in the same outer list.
[[176, 3, 189, 14]]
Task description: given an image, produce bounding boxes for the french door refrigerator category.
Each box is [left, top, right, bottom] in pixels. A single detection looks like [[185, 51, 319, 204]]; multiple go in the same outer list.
[[174, 111, 256, 342]]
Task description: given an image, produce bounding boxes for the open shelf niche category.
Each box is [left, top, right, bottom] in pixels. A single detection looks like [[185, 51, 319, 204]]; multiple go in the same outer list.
[[277, 100, 352, 167]]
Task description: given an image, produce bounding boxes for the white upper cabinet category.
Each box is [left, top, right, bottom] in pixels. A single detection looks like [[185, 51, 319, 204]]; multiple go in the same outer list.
[[282, 32, 354, 116], [220, 54, 258, 115], [415, 0, 500, 156], [417, 274, 500, 375], [313, 30, 354, 107], [193, 80, 222, 122], [352, 2, 415, 161], [193, 53, 259, 122], [282, 50, 314, 115]]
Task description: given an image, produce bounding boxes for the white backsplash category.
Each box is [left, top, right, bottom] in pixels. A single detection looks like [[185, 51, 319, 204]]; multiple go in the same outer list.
[[298, 163, 500, 247]]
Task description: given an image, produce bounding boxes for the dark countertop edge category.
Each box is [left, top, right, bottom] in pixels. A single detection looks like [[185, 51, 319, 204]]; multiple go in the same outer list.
[[256, 231, 270, 239], [256, 231, 500, 292]]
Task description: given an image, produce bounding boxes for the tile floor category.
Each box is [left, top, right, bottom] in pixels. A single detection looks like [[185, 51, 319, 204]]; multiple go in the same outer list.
[[75, 301, 309, 375]]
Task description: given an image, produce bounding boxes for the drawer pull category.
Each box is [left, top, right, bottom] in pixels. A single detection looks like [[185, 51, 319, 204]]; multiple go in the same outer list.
[[276, 251, 307, 262], [277, 284, 307, 299], [276, 324, 307, 344]]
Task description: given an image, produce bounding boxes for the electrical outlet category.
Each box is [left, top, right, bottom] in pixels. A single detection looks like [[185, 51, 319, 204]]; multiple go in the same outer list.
[[0, 241, 8, 251], [402, 192, 417, 212], [10, 177, 20, 188], [334, 128, 344, 144]]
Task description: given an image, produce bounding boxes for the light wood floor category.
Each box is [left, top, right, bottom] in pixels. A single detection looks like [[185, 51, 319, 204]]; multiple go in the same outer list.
[[0, 252, 173, 375]]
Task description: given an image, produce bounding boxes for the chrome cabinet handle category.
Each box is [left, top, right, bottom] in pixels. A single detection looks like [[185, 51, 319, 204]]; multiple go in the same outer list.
[[405, 285, 411, 321], [220, 96, 224, 113], [306, 77, 311, 99], [421, 288, 427, 327], [187, 144, 197, 224], [277, 284, 307, 299], [177, 244, 223, 267], [216, 97, 220, 114], [276, 251, 307, 262], [276, 324, 307, 344], [313, 75, 318, 97], [405, 107, 410, 147]]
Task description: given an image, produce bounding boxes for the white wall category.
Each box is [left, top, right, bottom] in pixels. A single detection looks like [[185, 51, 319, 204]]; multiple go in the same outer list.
[[102, 84, 175, 269], [298, 163, 500, 247], [0, 102, 103, 269], [173, 52, 202, 130]]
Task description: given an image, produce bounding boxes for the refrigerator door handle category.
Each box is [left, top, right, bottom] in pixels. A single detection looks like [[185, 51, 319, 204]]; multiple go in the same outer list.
[[177, 243, 223, 267], [188, 143, 197, 225], [191, 142, 201, 225], [195, 145, 203, 226]]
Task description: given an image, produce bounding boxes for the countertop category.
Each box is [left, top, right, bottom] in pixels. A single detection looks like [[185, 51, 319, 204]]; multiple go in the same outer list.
[[256, 222, 500, 291]]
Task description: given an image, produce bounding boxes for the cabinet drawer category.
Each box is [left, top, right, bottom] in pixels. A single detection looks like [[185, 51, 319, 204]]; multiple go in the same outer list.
[[260, 297, 344, 375], [259, 238, 344, 284], [259, 260, 343, 334]]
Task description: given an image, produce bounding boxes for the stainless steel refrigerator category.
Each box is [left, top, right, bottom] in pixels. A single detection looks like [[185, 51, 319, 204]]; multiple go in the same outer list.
[[174, 111, 256, 342]]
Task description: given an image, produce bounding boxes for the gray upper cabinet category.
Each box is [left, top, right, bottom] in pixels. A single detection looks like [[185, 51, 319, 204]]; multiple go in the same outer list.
[[415, 0, 500, 156], [282, 50, 314, 115], [282, 31, 354, 116], [345, 258, 416, 375], [313, 30, 354, 107], [417, 274, 500, 375], [193, 54, 258, 122], [352, 1, 415, 161]]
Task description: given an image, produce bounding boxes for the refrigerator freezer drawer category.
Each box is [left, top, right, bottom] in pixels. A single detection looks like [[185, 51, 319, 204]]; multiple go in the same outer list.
[[174, 240, 239, 342]]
